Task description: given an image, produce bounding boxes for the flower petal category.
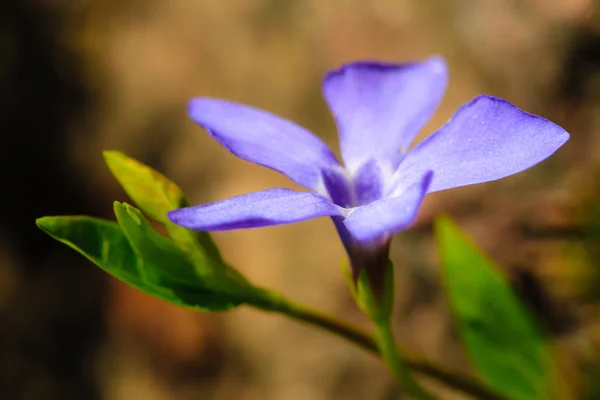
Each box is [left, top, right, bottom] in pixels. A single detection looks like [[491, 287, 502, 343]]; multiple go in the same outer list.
[[167, 188, 344, 231], [188, 98, 342, 191], [353, 159, 385, 206], [342, 172, 433, 242], [322, 56, 448, 170], [397, 96, 569, 193]]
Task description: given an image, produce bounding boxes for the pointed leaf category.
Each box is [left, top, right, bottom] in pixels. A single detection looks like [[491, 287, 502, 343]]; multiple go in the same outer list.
[[114, 202, 201, 285], [103, 150, 221, 263], [36, 216, 240, 311], [113, 202, 249, 292], [436, 216, 555, 400]]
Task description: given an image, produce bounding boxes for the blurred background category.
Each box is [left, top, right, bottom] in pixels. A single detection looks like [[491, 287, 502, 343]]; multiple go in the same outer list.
[[2, 0, 600, 399]]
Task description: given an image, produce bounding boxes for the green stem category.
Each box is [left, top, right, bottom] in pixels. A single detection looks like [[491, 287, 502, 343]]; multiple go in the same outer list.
[[247, 290, 510, 400], [373, 317, 437, 399], [356, 263, 436, 399]]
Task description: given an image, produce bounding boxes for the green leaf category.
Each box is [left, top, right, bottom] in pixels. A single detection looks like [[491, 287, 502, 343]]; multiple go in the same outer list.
[[436, 216, 556, 400], [103, 150, 221, 264], [113, 202, 250, 292], [113, 202, 202, 285], [36, 215, 241, 311]]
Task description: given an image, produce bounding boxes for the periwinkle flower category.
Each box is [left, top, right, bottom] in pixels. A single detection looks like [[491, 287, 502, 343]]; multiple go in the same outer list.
[[168, 56, 568, 283]]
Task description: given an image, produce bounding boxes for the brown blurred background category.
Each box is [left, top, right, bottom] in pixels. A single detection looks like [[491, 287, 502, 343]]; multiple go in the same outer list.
[[3, 0, 600, 399]]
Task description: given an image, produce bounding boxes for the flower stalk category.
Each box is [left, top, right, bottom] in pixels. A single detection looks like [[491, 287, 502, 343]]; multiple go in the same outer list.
[[248, 287, 510, 400], [355, 261, 437, 399], [373, 317, 437, 400]]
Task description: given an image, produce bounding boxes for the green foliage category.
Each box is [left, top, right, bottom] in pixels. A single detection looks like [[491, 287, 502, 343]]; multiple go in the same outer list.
[[103, 150, 184, 224], [103, 150, 222, 265], [36, 215, 240, 311], [436, 216, 555, 400], [36, 152, 266, 312], [113, 202, 250, 291]]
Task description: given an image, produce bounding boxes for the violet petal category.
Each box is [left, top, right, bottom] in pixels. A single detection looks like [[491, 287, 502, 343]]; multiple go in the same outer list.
[[168, 188, 344, 231], [188, 98, 342, 191], [397, 95, 569, 193], [322, 56, 447, 170], [342, 171, 433, 242]]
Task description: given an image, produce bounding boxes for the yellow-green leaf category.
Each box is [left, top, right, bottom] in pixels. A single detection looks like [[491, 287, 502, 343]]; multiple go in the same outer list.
[[103, 150, 221, 265]]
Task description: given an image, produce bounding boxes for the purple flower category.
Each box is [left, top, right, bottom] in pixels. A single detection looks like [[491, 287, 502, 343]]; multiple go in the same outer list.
[[168, 56, 568, 280]]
